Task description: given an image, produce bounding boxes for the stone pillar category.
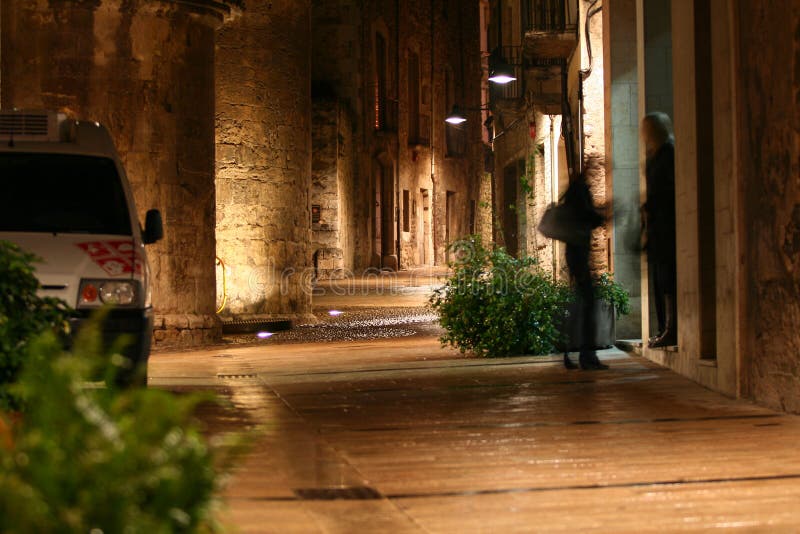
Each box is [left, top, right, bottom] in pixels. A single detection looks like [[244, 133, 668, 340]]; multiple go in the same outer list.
[[737, 1, 800, 411], [604, 0, 641, 338], [1, 0, 235, 346], [215, 0, 314, 323]]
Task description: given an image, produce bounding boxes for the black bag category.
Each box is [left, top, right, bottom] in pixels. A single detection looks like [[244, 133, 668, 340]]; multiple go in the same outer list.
[[538, 202, 590, 246]]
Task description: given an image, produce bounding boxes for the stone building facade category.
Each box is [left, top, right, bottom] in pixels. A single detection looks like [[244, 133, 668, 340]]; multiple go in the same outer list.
[[486, 0, 609, 280], [599, 0, 800, 413], [0, 0, 487, 345], [0, 0, 240, 345], [310, 0, 488, 274]]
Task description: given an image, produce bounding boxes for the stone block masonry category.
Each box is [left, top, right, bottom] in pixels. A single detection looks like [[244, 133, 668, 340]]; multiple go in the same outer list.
[[738, 1, 800, 412], [0, 0, 238, 346], [215, 0, 315, 323], [311, 99, 355, 279]]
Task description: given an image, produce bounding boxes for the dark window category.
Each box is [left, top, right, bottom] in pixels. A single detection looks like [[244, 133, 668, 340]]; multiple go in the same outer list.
[[0, 153, 132, 235], [374, 33, 388, 131], [408, 51, 421, 144], [402, 190, 410, 232]]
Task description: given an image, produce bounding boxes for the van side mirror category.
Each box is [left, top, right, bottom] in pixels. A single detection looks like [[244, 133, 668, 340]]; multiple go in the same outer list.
[[143, 209, 164, 245]]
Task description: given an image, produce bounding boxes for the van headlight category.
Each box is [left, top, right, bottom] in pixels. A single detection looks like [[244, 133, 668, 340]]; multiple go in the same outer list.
[[78, 280, 140, 308]]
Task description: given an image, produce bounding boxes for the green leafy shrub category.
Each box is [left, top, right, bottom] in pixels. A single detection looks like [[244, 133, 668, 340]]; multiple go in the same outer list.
[[0, 241, 71, 410], [594, 272, 631, 317], [0, 320, 239, 533], [0, 243, 242, 532], [430, 236, 572, 357]]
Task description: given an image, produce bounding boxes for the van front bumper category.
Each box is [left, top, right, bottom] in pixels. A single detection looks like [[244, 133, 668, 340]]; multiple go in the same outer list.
[[68, 307, 154, 377]]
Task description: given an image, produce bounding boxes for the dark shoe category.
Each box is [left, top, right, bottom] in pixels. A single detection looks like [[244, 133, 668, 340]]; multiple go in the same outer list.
[[650, 294, 677, 348], [579, 351, 609, 371], [564, 352, 578, 370], [649, 330, 677, 348]]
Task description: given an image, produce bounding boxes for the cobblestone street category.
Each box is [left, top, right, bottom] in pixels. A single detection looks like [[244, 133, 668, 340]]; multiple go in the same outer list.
[[151, 332, 800, 532]]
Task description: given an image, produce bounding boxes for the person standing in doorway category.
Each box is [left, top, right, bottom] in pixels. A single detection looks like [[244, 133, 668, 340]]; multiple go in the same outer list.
[[642, 112, 678, 348], [562, 172, 608, 371]]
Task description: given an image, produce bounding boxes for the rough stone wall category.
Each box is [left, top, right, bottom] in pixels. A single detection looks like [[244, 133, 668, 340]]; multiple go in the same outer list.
[[311, 98, 355, 278], [1, 0, 230, 346], [522, 114, 552, 265], [491, 112, 529, 254], [476, 172, 494, 245], [738, 1, 800, 412], [581, 0, 609, 275], [215, 0, 313, 322], [312, 100, 340, 252], [336, 104, 356, 272]]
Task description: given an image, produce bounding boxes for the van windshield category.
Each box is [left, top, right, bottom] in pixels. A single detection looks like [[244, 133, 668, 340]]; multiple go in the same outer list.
[[0, 153, 132, 235]]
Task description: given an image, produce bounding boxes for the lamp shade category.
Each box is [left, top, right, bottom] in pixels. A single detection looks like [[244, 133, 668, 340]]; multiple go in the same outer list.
[[445, 105, 468, 125], [488, 61, 517, 85]]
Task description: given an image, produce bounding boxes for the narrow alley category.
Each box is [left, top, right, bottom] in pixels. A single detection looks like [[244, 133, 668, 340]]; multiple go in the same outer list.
[[1, 0, 799, 531], [151, 331, 800, 532]]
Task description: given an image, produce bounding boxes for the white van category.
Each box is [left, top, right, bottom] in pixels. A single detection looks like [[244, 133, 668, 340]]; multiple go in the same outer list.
[[0, 110, 163, 385]]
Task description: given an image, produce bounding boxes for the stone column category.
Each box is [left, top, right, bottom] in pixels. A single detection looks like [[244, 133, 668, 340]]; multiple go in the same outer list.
[[737, 1, 800, 411], [1, 0, 235, 346], [215, 0, 314, 323], [604, 0, 641, 338]]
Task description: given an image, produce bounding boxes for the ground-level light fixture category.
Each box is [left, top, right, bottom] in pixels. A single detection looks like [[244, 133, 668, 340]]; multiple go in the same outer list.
[[328, 310, 344, 317]]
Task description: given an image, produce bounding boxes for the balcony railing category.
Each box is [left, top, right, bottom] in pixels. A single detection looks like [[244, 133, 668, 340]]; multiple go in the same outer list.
[[489, 46, 524, 103], [522, 0, 578, 34]]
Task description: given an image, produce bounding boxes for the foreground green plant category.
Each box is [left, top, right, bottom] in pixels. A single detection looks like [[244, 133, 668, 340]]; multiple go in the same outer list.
[[430, 236, 573, 357], [0, 241, 70, 410], [0, 320, 240, 533]]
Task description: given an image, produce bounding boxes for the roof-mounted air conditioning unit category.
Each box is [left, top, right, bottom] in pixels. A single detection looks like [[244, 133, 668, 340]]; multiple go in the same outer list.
[[0, 110, 63, 142]]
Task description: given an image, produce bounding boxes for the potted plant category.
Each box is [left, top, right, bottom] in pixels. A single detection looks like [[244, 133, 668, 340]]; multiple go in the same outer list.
[[559, 272, 631, 351]]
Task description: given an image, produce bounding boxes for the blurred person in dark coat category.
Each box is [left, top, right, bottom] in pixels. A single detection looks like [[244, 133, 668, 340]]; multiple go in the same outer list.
[[562, 172, 608, 370], [642, 112, 677, 348]]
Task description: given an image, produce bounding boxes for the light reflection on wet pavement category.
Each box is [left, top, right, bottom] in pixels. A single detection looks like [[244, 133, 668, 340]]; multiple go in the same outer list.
[[224, 306, 443, 346], [151, 329, 800, 532]]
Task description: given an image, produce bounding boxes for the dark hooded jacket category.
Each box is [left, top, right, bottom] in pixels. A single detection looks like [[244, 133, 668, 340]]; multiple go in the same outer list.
[[644, 141, 677, 265]]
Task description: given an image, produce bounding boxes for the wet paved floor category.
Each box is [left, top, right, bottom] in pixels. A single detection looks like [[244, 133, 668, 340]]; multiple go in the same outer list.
[[150, 332, 800, 532]]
